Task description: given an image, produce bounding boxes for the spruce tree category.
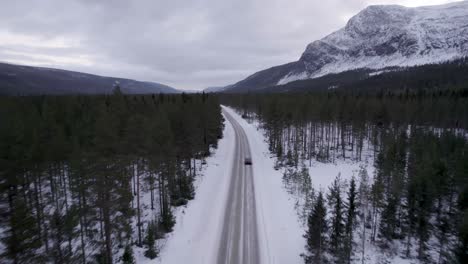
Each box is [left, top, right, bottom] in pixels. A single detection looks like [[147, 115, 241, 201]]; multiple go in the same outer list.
[[328, 175, 345, 262], [303, 191, 328, 264], [358, 168, 370, 264], [379, 195, 398, 244], [344, 176, 357, 264], [144, 220, 158, 259], [2, 196, 43, 263], [122, 244, 135, 264], [456, 209, 468, 264]]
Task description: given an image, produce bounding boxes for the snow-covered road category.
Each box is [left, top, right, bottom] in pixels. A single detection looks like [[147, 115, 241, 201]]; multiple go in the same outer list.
[[154, 106, 304, 264], [223, 107, 304, 264], [217, 108, 260, 264]]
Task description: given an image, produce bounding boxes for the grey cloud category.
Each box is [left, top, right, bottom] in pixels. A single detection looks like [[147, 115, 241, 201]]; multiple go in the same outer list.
[[0, 0, 455, 90]]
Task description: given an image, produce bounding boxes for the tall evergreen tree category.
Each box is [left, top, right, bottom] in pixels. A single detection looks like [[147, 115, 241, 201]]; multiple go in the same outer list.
[[122, 244, 135, 264], [328, 175, 345, 263], [344, 176, 357, 264], [144, 220, 158, 259], [303, 191, 328, 264]]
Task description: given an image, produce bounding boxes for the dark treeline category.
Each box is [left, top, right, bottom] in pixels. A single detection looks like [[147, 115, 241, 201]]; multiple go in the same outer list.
[[222, 90, 468, 263], [0, 90, 223, 264], [246, 57, 468, 94], [222, 89, 468, 132]]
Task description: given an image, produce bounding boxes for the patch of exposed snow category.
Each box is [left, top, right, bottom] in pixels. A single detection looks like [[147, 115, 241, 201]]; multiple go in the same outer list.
[[307, 159, 375, 194], [309, 49, 464, 80], [368, 70, 386, 76], [277, 71, 309, 85]]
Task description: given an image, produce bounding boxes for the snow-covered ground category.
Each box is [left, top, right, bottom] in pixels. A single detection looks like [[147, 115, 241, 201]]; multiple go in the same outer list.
[[306, 158, 375, 194]]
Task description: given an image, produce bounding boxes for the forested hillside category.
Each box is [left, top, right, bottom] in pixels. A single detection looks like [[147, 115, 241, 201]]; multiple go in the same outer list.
[[0, 91, 223, 264], [222, 58, 468, 93], [222, 90, 468, 263], [0, 63, 180, 95]]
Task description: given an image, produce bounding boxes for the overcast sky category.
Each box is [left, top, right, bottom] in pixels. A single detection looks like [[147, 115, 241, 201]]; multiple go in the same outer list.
[[0, 0, 458, 90]]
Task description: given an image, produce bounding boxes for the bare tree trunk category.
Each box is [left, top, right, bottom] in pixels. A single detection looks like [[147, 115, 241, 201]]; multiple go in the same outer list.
[[362, 212, 366, 264], [102, 179, 113, 264], [150, 172, 155, 210], [136, 162, 142, 246], [78, 192, 86, 264]]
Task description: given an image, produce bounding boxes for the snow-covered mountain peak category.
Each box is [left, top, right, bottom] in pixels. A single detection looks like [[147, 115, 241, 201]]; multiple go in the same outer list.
[[226, 1, 468, 92], [280, 1, 468, 85], [344, 5, 412, 37]]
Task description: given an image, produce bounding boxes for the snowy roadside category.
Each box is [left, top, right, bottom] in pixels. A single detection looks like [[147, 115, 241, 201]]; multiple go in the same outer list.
[[222, 106, 305, 264], [223, 106, 383, 264], [149, 105, 378, 264], [138, 114, 236, 264], [223, 106, 440, 264]]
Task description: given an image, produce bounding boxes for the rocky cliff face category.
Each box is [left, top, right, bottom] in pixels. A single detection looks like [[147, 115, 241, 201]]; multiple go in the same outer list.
[[226, 1, 468, 92]]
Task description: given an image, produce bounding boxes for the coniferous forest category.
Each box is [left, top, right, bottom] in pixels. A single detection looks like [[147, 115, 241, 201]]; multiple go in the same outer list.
[[0, 90, 223, 264], [1, 85, 468, 264], [221, 89, 468, 264]]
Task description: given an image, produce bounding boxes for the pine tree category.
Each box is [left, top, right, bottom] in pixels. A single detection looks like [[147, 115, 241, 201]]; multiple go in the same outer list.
[[328, 174, 345, 263], [415, 177, 431, 261], [370, 172, 384, 243], [122, 244, 135, 264], [455, 209, 468, 264], [344, 176, 357, 264], [300, 165, 314, 224], [403, 174, 418, 258], [456, 184, 468, 264], [379, 195, 398, 244], [144, 221, 158, 259], [357, 168, 370, 264], [303, 191, 328, 264], [2, 195, 43, 264]]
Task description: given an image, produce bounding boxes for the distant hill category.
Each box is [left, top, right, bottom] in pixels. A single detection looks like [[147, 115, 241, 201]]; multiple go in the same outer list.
[[0, 62, 179, 95], [203, 85, 233, 93]]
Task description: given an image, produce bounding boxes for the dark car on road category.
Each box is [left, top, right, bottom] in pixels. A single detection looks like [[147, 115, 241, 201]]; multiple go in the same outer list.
[[244, 157, 252, 165]]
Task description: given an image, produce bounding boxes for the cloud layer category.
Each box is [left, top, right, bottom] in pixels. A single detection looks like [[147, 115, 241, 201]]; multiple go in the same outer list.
[[0, 0, 457, 90]]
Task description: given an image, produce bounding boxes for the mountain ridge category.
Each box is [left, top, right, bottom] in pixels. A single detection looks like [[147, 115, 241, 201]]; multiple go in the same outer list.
[[0, 62, 180, 95], [221, 1, 468, 93]]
